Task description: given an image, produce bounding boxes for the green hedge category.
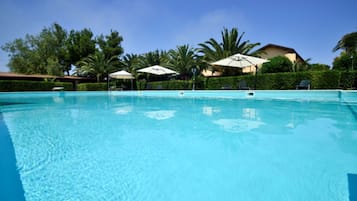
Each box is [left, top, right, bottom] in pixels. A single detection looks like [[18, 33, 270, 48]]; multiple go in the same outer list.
[[137, 80, 198, 90], [0, 80, 73, 92], [206, 71, 356, 90], [2, 71, 355, 92], [204, 76, 239, 89], [143, 71, 356, 90], [340, 71, 357, 89], [77, 83, 108, 91]]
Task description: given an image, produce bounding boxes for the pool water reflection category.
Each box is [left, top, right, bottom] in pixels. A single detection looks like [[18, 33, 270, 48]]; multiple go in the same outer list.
[[0, 92, 356, 201]]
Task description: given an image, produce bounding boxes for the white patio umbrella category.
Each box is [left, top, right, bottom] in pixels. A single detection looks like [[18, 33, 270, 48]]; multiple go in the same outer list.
[[109, 70, 134, 79], [137, 65, 179, 75], [109, 70, 134, 90], [211, 53, 269, 89], [211, 53, 269, 68]]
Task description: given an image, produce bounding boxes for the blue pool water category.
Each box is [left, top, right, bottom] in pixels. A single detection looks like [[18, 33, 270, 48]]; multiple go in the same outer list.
[[0, 91, 357, 201]]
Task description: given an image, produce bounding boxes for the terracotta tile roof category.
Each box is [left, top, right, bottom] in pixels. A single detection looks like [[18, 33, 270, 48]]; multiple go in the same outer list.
[[258, 43, 305, 63], [0, 72, 94, 81]]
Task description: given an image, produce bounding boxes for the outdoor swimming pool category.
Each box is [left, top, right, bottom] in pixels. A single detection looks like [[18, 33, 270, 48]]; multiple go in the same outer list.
[[1, 90, 357, 201]]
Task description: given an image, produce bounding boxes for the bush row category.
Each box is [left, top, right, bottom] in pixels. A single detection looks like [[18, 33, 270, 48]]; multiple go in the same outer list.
[[0, 80, 73, 92], [204, 70, 357, 90], [137, 80, 194, 90], [77, 82, 108, 91], [1, 71, 356, 91]]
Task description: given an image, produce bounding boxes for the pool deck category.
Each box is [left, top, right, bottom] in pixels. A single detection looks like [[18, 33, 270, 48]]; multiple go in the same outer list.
[[110, 90, 357, 103], [1, 90, 357, 103]]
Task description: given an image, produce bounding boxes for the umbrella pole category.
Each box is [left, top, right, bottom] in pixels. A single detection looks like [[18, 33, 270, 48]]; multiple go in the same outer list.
[[107, 75, 110, 91], [191, 67, 197, 91], [254, 65, 258, 90]]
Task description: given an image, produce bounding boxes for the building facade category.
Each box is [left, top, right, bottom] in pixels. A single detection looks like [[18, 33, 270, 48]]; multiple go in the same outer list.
[[242, 43, 305, 73]]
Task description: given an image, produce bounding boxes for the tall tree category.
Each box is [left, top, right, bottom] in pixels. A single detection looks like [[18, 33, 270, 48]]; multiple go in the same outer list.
[[2, 37, 39, 74], [333, 32, 357, 54], [1, 23, 99, 76], [332, 51, 357, 71], [38, 23, 68, 75], [66, 28, 96, 72], [77, 51, 116, 82], [97, 30, 124, 59], [121, 53, 140, 74], [137, 50, 169, 68], [333, 32, 357, 71], [167, 45, 198, 78], [2, 23, 68, 75], [198, 27, 260, 63]]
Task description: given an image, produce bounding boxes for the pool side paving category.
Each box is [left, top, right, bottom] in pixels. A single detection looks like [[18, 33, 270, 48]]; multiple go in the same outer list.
[[1, 90, 357, 103], [0, 90, 356, 201], [107, 90, 357, 102], [0, 113, 26, 201]]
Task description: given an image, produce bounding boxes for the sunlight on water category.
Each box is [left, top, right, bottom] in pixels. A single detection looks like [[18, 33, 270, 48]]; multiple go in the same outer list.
[[1, 93, 357, 201]]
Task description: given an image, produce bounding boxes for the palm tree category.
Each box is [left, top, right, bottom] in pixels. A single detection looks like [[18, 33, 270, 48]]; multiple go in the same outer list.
[[167, 45, 198, 78], [333, 32, 357, 70], [198, 27, 261, 63], [333, 32, 357, 54], [137, 50, 169, 68], [291, 58, 312, 72], [78, 51, 116, 82], [121, 53, 140, 74]]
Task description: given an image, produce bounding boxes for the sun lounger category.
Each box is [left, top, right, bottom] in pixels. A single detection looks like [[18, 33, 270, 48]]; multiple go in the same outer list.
[[52, 87, 64, 91], [238, 80, 250, 90], [296, 80, 311, 90]]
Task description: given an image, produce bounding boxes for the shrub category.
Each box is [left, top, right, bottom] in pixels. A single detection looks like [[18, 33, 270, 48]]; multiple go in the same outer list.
[[0, 80, 73, 92], [308, 63, 330, 71], [205, 76, 239, 89], [139, 80, 193, 90], [332, 52, 356, 71], [111, 70, 356, 90], [77, 83, 107, 91], [167, 80, 191, 90], [260, 56, 293, 73], [309, 71, 340, 89], [202, 71, 351, 90], [339, 71, 357, 89], [2, 71, 354, 92]]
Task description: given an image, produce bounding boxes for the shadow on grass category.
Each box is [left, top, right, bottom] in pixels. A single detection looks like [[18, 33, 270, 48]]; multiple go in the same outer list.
[[0, 113, 26, 201]]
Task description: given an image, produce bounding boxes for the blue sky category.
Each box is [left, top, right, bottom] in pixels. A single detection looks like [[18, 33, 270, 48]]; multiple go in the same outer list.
[[0, 0, 356, 72]]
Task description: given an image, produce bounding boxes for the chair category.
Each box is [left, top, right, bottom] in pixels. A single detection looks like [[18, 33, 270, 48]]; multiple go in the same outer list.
[[296, 80, 311, 90], [145, 83, 152, 90], [238, 80, 250, 90]]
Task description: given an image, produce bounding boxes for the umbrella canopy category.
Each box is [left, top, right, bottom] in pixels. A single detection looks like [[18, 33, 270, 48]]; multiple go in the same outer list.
[[109, 70, 134, 79], [211, 53, 269, 68], [137, 65, 179, 75], [212, 53, 269, 90]]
